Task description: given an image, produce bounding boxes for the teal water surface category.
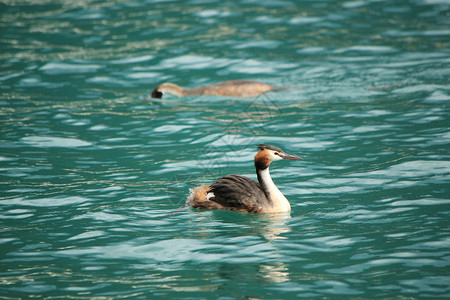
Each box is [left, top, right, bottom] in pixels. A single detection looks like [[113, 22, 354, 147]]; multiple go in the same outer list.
[[1, 0, 450, 299]]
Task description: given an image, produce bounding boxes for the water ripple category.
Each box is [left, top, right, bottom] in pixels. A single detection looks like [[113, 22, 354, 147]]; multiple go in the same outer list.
[[1, 0, 449, 298], [20, 136, 93, 148]]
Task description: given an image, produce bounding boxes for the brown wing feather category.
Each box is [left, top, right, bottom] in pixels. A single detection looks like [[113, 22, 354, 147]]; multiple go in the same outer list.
[[208, 175, 271, 213], [189, 80, 274, 98]]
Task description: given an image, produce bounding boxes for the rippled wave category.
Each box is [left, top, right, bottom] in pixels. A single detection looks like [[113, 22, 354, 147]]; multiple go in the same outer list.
[[1, 0, 449, 298]]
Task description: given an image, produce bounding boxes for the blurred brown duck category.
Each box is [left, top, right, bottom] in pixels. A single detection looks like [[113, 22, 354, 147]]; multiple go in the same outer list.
[[151, 80, 275, 98]]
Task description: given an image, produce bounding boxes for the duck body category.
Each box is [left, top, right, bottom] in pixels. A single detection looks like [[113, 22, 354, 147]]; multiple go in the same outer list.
[[151, 80, 275, 98], [187, 145, 301, 213], [191, 175, 271, 213]]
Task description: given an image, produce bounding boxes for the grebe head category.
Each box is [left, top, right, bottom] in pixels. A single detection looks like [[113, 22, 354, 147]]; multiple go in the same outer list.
[[255, 144, 302, 170], [151, 88, 163, 98], [150, 83, 185, 98]]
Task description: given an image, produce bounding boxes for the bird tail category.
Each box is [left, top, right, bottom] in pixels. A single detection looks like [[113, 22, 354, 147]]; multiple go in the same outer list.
[[164, 185, 209, 216], [187, 185, 209, 205]]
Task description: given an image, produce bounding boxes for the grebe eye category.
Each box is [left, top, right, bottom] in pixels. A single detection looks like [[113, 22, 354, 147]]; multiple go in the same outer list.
[[274, 152, 279, 156]]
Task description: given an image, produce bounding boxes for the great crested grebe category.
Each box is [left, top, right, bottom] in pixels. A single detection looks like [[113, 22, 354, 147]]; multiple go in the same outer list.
[[187, 144, 302, 213], [151, 80, 275, 98]]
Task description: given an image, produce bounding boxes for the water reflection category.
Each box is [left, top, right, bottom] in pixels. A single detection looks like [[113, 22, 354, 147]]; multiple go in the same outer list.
[[207, 210, 292, 241], [217, 260, 289, 287], [198, 211, 292, 283]]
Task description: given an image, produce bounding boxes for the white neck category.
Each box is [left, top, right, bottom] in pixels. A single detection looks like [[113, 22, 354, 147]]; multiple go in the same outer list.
[[257, 167, 291, 212], [158, 83, 185, 97]]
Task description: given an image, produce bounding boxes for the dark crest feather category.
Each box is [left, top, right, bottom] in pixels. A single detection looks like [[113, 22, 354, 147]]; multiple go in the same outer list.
[[257, 144, 283, 152]]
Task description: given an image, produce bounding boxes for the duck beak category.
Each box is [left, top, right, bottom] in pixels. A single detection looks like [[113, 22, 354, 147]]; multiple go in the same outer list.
[[280, 153, 302, 160], [151, 89, 163, 98]]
